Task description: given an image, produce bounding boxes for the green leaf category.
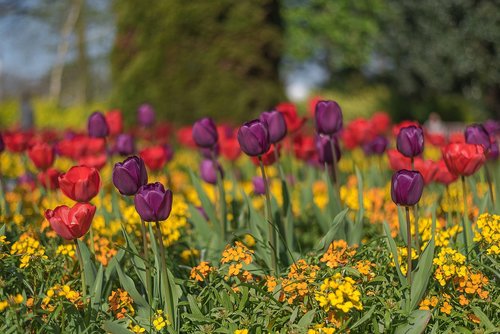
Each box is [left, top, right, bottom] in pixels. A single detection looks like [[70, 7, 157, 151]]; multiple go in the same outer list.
[[394, 310, 431, 334], [102, 320, 131, 334], [297, 309, 316, 328], [91, 264, 104, 311], [314, 208, 349, 253], [383, 221, 406, 287], [351, 305, 376, 330], [105, 249, 125, 281], [189, 170, 220, 234], [77, 239, 96, 290], [188, 204, 220, 249], [120, 225, 147, 291], [115, 262, 149, 309], [470, 306, 496, 331], [398, 206, 408, 244]]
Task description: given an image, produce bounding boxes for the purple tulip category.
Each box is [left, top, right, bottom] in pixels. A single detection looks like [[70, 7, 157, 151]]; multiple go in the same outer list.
[[113, 156, 148, 196], [484, 120, 500, 136], [200, 143, 219, 159], [138, 104, 155, 127], [252, 176, 266, 195], [315, 135, 341, 165], [200, 159, 223, 185], [88, 112, 109, 138], [134, 182, 173, 222], [465, 124, 491, 151], [192, 117, 218, 148], [259, 110, 287, 143], [315, 100, 343, 136], [163, 144, 175, 162], [362, 135, 388, 155], [237, 120, 270, 156], [487, 140, 499, 160], [391, 170, 424, 206], [0, 133, 4, 153], [396, 126, 424, 158], [115, 134, 135, 156]]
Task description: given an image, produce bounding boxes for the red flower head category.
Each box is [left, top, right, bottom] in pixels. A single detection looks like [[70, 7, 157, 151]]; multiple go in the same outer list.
[[177, 126, 197, 148], [442, 143, 485, 176], [45, 203, 96, 240], [434, 160, 458, 185], [342, 118, 376, 149], [275, 102, 306, 133], [293, 133, 316, 161], [28, 142, 55, 170], [413, 158, 439, 185], [370, 112, 391, 135], [3, 131, 33, 152], [105, 109, 124, 136], [387, 148, 412, 171], [425, 132, 447, 147], [308, 96, 324, 118], [252, 144, 279, 166], [38, 168, 61, 190], [78, 153, 107, 170], [58, 165, 101, 202], [448, 132, 465, 143], [140, 146, 167, 171]]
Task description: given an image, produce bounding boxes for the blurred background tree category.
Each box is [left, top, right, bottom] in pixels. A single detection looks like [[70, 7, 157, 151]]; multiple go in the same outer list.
[[111, 0, 284, 123]]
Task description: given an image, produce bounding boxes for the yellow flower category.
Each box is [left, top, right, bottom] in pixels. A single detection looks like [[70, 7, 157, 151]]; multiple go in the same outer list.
[[440, 301, 452, 315], [180, 248, 200, 263], [130, 325, 146, 333], [234, 330, 248, 334], [153, 310, 170, 330], [315, 273, 362, 313]]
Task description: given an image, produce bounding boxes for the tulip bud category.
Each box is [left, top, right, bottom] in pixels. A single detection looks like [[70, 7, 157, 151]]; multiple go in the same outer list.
[[199, 159, 223, 185], [487, 140, 499, 160], [45, 203, 96, 240], [259, 110, 287, 143], [252, 176, 266, 195], [28, 142, 55, 170], [59, 165, 101, 202], [140, 146, 167, 171], [115, 134, 135, 156], [464, 124, 491, 151], [163, 144, 175, 162], [391, 170, 424, 206], [192, 117, 218, 148], [138, 104, 155, 127], [396, 126, 424, 157], [88, 111, 109, 138], [134, 182, 173, 222], [38, 168, 61, 190], [105, 110, 124, 136], [237, 120, 270, 156], [483, 119, 500, 136], [113, 156, 148, 196], [362, 135, 388, 156], [315, 135, 341, 165], [314, 100, 343, 136]]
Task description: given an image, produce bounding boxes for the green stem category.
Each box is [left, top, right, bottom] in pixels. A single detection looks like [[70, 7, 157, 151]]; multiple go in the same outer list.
[[484, 164, 495, 207], [74, 240, 86, 300], [212, 152, 227, 240], [154, 221, 175, 328], [461, 175, 473, 259], [139, 219, 152, 303], [405, 207, 412, 286], [328, 136, 339, 191], [259, 156, 277, 274]]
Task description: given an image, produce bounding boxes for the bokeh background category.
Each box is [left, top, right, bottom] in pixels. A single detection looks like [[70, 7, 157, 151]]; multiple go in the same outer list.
[[0, 0, 499, 128]]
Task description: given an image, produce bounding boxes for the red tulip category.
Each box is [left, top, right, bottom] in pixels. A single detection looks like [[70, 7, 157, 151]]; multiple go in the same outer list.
[[252, 144, 279, 166], [370, 112, 391, 135], [38, 168, 61, 190], [387, 149, 412, 171], [177, 126, 197, 148], [105, 110, 124, 136], [3, 131, 33, 152], [448, 132, 465, 143], [59, 166, 101, 202], [413, 158, 439, 184], [275, 102, 306, 133], [28, 142, 55, 170], [78, 153, 107, 170], [293, 134, 316, 161], [442, 143, 485, 176], [434, 160, 458, 185], [45, 203, 96, 240], [342, 118, 376, 149], [140, 146, 167, 171]]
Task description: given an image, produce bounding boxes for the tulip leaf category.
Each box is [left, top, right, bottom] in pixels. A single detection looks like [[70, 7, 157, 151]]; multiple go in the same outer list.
[[297, 309, 316, 328], [394, 310, 431, 334], [383, 221, 406, 287], [77, 239, 96, 291], [101, 320, 131, 334], [351, 305, 376, 330], [115, 262, 149, 309], [314, 208, 348, 253], [470, 306, 496, 331], [91, 264, 104, 311], [105, 249, 125, 281], [0, 224, 4, 235], [398, 206, 408, 244], [189, 170, 221, 234], [120, 226, 147, 292], [355, 166, 365, 225], [188, 204, 220, 250]]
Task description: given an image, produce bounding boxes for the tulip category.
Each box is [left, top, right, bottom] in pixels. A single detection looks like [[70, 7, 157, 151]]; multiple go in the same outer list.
[[200, 159, 223, 185], [259, 110, 287, 143], [251, 144, 279, 166], [252, 176, 266, 195], [200, 144, 219, 159], [434, 160, 458, 185], [342, 118, 376, 150], [134, 182, 173, 222], [18, 173, 36, 190], [316, 135, 341, 165], [487, 140, 499, 160], [105, 110, 123, 136], [276, 102, 305, 133], [59, 165, 101, 202], [87, 111, 109, 138], [115, 134, 135, 156], [293, 134, 316, 161], [391, 170, 424, 207], [45, 203, 96, 240], [483, 119, 500, 136], [78, 154, 107, 170], [237, 120, 270, 157], [370, 112, 391, 135], [3, 131, 32, 152], [387, 149, 412, 171], [413, 158, 439, 185], [315, 100, 343, 136], [113, 156, 148, 196], [464, 124, 491, 151], [396, 126, 424, 158], [28, 142, 55, 170], [163, 144, 175, 162], [192, 117, 218, 148], [442, 143, 485, 177], [138, 104, 155, 127], [362, 135, 388, 156], [140, 146, 167, 171], [0, 133, 4, 153], [38, 168, 61, 190]]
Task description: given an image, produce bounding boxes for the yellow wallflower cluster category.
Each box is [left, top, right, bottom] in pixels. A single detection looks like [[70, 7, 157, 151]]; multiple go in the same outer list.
[[355, 260, 375, 280], [92, 215, 121, 238], [10, 235, 48, 268], [190, 261, 215, 282], [180, 248, 200, 263], [474, 213, 499, 255], [153, 309, 170, 330], [42, 284, 82, 311], [159, 196, 189, 247], [234, 330, 249, 334], [56, 244, 76, 258], [279, 259, 319, 305], [440, 184, 477, 217], [433, 247, 467, 286], [320, 240, 356, 269], [221, 241, 254, 280], [313, 181, 328, 210], [129, 324, 146, 333], [93, 236, 118, 266], [0, 294, 23, 312], [419, 296, 439, 310], [390, 247, 418, 276], [456, 271, 490, 300], [315, 273, 363, 313], [108, 289, 135, 319], [418, 217, 462, 249], [308, 325, 336, 334]]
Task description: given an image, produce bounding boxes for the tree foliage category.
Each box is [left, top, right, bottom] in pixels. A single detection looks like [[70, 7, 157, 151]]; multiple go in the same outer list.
[[111, 0, 285, 124]]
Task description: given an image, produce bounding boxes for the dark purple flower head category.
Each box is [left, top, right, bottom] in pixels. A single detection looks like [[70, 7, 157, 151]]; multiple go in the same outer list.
[[0, 133, 4, 153], [88, 112, 109, 138], [113, 156, 148, 196], [315, 100, 343, 136], [163, 144, 175, 162], [134, 182, 173, 222], [192, 117, 218, 148], [237, 119, 270, 156], [115, 134, 135, 156], [252, 176, 266, 195], [137, 104, 155, 127], [362, 135, 388, 156], [200, 143, 219, 159], [465, 124, 491, 151], [315, 135, 341, 165], [259, 110, 287, 143], [487, 140, 499, 160], [199, 159, 223, 185], [396, 126, 424, 157], [484, 120, 500, 136], [391, 169, 424, 206]]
